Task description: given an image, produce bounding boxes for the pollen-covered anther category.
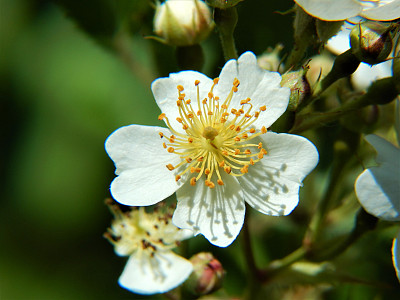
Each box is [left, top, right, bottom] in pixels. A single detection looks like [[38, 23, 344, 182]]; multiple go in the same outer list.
[[166, 164, 175, 171], [205, 180, 215, 189], [241, 165, 249, 174]]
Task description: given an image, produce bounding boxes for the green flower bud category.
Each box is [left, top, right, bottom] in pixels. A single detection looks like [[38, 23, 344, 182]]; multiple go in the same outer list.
[[206, 0, 243, 8], [281, 66, 311, 111], [154, 0, 214, 46], [350, 21, 393, 65], [186, 252, 225, 296]]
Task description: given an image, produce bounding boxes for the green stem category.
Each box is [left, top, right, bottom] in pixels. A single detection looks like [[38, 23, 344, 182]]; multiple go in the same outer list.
[[290, 77, 398, 134], [214, 7, 238, 60], [262, 247, 307, 281], [308, 209, 378, 262], [241, 208, 261, 299]]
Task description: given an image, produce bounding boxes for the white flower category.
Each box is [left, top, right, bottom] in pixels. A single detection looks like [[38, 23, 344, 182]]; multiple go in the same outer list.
[[105, 51, 319, 247], [355, 134, 400, 280], [326, 24, 392, 90], [105, 202, 193, 294], [355, 135, 400, 221], [295, 0, 400, 21]]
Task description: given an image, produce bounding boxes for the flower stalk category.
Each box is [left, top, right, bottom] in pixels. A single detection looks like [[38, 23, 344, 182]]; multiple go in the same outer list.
[[214, 7, 239, 60], [291, 77, 399, 134]]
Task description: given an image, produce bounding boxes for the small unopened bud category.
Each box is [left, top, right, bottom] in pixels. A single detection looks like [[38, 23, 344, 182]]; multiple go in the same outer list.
[[257, 44, 284, 72], [186, 252, 225, 296], [350, 21, 393, 65], [206, 0, 243, 8], [154, 0, 214, 46], [280, 66, 311, 111]]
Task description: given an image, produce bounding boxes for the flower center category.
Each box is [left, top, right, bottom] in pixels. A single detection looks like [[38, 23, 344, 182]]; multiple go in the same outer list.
[[158, 77, 268, 189]]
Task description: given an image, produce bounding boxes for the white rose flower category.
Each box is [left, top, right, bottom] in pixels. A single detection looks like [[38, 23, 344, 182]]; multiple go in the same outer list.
[[105, 52, 319, 247]]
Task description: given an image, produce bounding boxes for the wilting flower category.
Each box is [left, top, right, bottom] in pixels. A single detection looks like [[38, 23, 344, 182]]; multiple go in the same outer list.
[[355, 134, 400, 280], [105, 51, 319, 247], [104, 200, 193, 294], [295, 0, 400, 21]]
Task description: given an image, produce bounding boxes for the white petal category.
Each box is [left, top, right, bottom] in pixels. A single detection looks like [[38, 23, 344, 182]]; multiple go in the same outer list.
[[214, 51, 290, 129], [238, 132, 319, 216], [295, 0, 362, 20], [173, 175, 245, 247], [152, 71, 214, 132], [119, 251, 193, 295], [355, 135, 400, 221], [105, 125, 182, 206], [351, 61, 392, 90], [392, 231, 400, 282], [361, 0, 400, 21], [326, 25, 352, 55]]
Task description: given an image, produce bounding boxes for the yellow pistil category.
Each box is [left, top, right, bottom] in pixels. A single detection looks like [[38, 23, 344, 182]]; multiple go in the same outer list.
[[158, 77, 269, 188]]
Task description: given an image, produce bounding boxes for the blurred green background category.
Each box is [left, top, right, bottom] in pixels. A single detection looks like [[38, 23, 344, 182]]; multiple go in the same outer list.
[[1, 0, 399, 299]]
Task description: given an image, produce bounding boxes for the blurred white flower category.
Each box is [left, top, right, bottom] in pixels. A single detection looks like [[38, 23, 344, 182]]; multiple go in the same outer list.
[[105, 52, 319, 247], [355, 132, 400, 280], [326, 24, 392, 90], [295, 0, 400, 21], [105, 202, 193, 294]]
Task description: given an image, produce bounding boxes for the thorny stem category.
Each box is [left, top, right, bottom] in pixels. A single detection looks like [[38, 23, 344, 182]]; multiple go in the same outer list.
[[214, 7, 239, 60]]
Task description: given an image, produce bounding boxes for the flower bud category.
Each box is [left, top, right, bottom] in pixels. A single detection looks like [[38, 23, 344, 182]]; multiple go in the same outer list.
[[257, 44, 284, 72], [280, 66, 311, 111], [206, 0, 243, 8], [154, 0, 214, 46], [350, 21, 393, 65], [186, 252, 225, 296]]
